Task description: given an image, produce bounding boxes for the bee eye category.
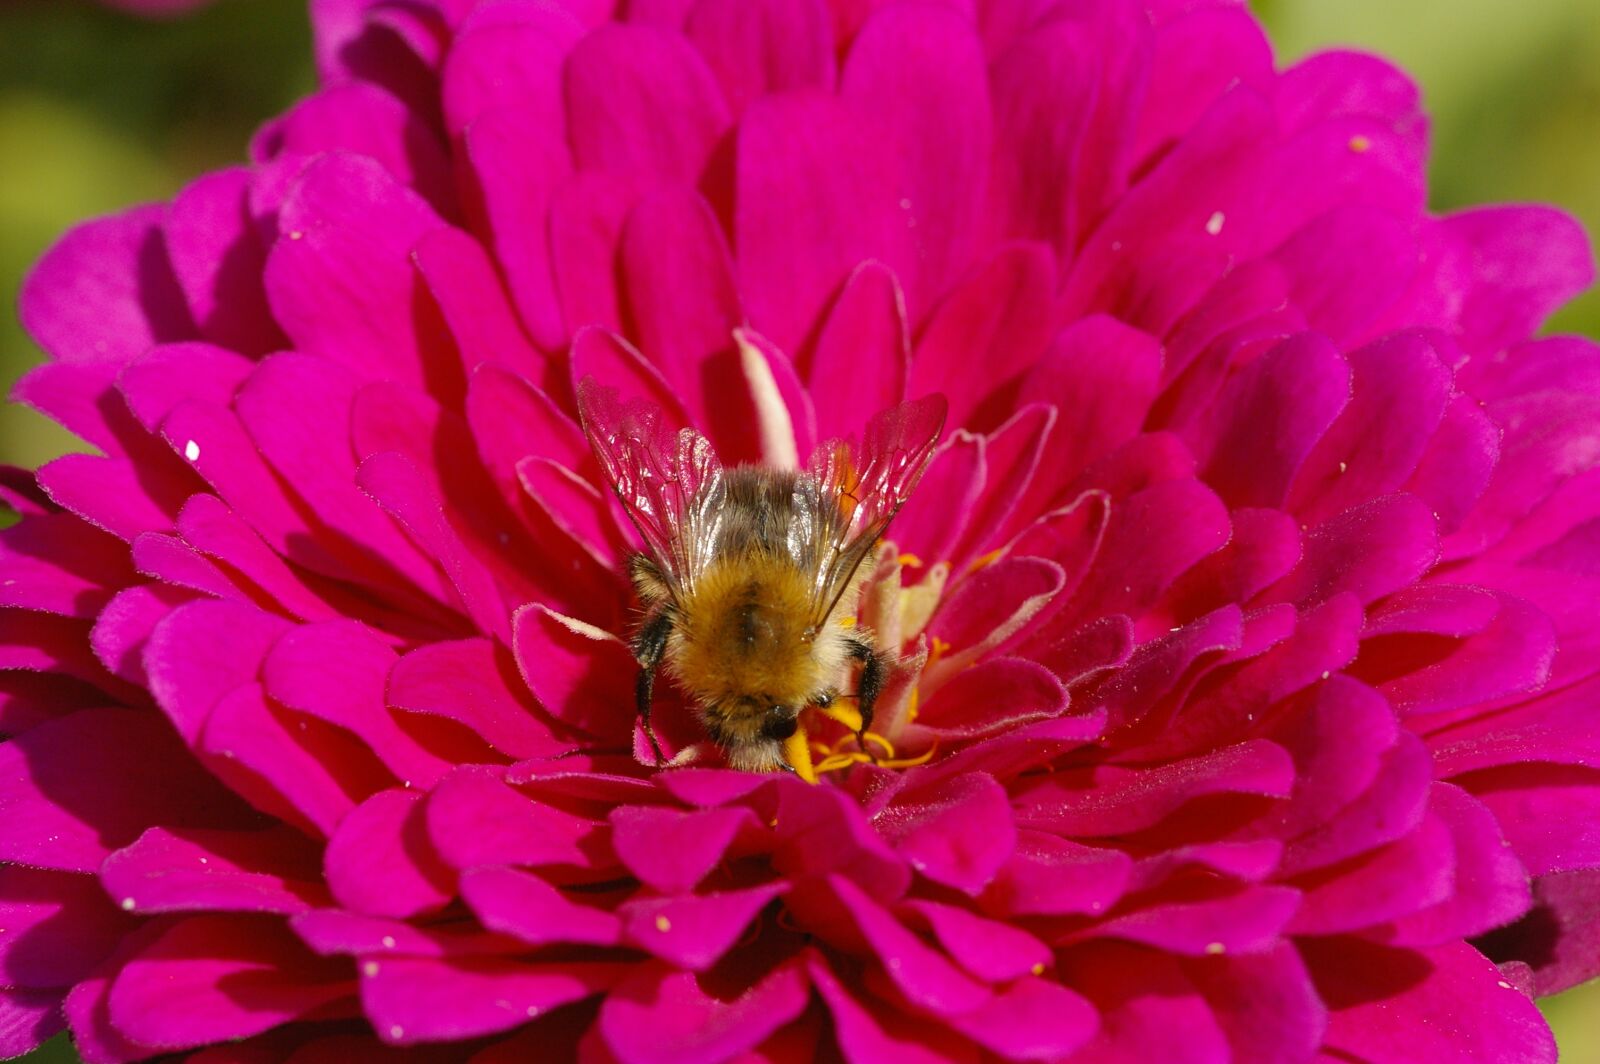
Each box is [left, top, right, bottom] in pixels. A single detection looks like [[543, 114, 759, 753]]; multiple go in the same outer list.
[[763, 713, 798, 741]]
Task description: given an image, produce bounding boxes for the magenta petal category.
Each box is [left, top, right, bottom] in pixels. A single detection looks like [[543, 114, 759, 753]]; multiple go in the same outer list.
[[900, 899, 1050, 984], [0, 987, 66, 1059], [620, 883, 785, 971], [19, 205, 194, 367], [0, 865, 132, 987], [600, 959, 809, 1064], [362, 955, 623, 1045], [0, 707, 244, 872], [1267, 493, 1439, 607], [264, 154, 449, 391], [1185, 943, 1326, 1064], [915, 657, 1068, 742], [807, 954, 973, 1064], [324, 789, 453, 919], [1389, 783, 1532, 945], [262, 620, 452, 788], [1095, 886, 1301, 956], [424, 767, 604, 874], [459, 866, 621, 948], [878, 773, 1015, 893], [102, 825, 327, 917], [108, 914, 350, 1050], [511, 603, 636, 742], [1019, 315, 1162, 479], [805, 262, 909, 441], [984, 833, 1131, 919], [415, 228, 546, 384], [609, 804, 758, 893], [946, 975, 1099, 1062], [686, 0, 834, 113], [389, 638, 575, 760], [1308, 938, 1555, 1063]]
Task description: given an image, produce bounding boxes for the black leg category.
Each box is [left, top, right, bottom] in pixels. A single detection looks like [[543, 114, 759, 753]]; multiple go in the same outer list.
[[845, 638, 888, 752], [632, 610, 673, 766]]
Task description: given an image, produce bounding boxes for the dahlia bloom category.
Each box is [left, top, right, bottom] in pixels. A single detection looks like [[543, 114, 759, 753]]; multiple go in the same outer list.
[[4, 0, 1599, 1059]]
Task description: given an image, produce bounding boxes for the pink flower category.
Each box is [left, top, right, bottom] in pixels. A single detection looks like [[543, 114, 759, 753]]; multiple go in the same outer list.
[[4, 0, 1598, 1059]]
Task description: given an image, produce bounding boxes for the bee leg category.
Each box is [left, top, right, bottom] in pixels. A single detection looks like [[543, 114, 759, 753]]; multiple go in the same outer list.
[[846, 638, 888, 759], [632, 610, 673, 766]]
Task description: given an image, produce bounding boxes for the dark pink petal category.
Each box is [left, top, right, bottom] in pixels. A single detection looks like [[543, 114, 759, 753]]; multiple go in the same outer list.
[[117, 341, 252, 435], [915, 657, 1068, 742], [102, 826, 327, 917], [621, 882, 785, 971], [1071, 606, 1243, 731], [415, 228, 546, 384], [459, 866, 622, 948], [108, 914, 351, 1051], [1465, 764, 1600, 878], [736, 92, 903, 356], [35, 451, 187, 543], [841, 4, 990, 314], [1271, 206, 1417, 347], [926, 557, 1067, 681], [804, 262, 909, 442], [1015, 739, 1296, 837], [291, 908, 516, 960], [787, 874, 989, 1011], [1136, 5, 1271, 163], [11, 362, 124, 456], [1266, 493, 1439, 608], [1092, 885, 1301, 956], [911, 243, 1056, 432], [466, 363, 591, 491], [0, 513, 131, 619], [0, 865, 132, 987], [769, 780, 909, 901], [364, 956, 622, 1045], [1389, 784, 1531, 945], [424, 767, 609, 876], [1307, 938, 1555, 1063], [0, 987, 65, 1059], [900, 898, 1049, 984], [600, 959, 808, 1064], [389, 638, 575, 760], [0, 707, 247, 871], [1063, 943, 1230, 1064], [511, 602, 636, 742], [1184, 943, 1326, 1064], [890, 432, 984, 565], [19, 206, 194, 367], [1282, 729, 1433, 875], [264, 154, 452, 392], [199, 683, 388, 839], [1018, 315, 1163, 479], [982, 831, 1132, 918], [143, 597, 288, 744], [807, 954, 975, 1064], [324, 789, 453, 918], [173, 494, 346, 626], [1289, 813, 1454, 934], [945, 974, 1098, 1062], [610, 804, 760, 893], [163, 169, 281, 352], [568, 326, 693, 434], [263, 620, 453, 787], [1480, 867, 1600, 995], [686, 0, 834, 113], [876, 773, 1015, 893]]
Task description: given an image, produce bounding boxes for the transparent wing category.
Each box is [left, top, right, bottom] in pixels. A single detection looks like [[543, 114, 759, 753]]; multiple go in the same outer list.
[[806, 394, 947, 625], [576, 379, 725, 601]]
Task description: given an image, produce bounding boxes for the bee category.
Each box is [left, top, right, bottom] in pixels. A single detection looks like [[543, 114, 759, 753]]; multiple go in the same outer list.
[[576, 380, 946, 773]]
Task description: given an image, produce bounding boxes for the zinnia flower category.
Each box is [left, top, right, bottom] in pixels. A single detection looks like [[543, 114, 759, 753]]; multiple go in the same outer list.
[[4, 0, 1598, 1059]]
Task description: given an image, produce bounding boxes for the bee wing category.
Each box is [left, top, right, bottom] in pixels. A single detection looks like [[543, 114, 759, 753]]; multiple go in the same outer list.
[[806, 394, 947, 625], [576, 379, 725, 600]]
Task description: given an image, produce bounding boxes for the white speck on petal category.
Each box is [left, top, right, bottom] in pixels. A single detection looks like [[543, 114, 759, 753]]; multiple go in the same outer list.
[[898, 198, 912, 210], [1205, 942, 1226, 955], [1321, 671, 1331, 680], [389, 1026, 404, 1040], [527, 1006, 541, 1018], [119, 897, 136, 911], [1205, 211, 1225, 236], [362, 961, 380, 977], [654, 915, 672, 933], [1338, 461, 1348, 473], [183, 440, 200, 462], [381, 935, 397, 949], [1497, 980, 1513, 989]]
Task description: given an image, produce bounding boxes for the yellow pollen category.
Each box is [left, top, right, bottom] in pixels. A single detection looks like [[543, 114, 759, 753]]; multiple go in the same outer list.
[[968, 548, 1005, 572], [1349, 134, 1372, 153], [655, 915, 672, 933], [905, 685, 920, 724], [838, 615, 857, 628], [897, 552, 924, 568], [814, 698, 864, 734], [1031, 963, 1046, 976], [784, 727, 818, 784], [926, 636, 952, 671], [1204, 941, 1227, 956]]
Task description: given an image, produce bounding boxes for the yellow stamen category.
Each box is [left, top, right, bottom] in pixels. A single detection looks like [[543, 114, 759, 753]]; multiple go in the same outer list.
[[967, 548, 1005, 572], [784, 727, 818, 783], [905, 684, 920, 723], [897, 552, 924, 568], [925, 636, 951, 671], [1348, 134, 1371, 153], [814, 699, 864, 734], [838, 615, 857, 628]]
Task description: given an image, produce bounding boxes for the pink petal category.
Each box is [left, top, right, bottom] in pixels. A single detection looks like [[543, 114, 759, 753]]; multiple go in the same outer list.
[[264, 154, 453, 392], [899, 898, 1050, 984], [877, 772, 1015, 893], [620, 883, 785, 971], [19, 205, 194, 367], [1266, 493, 1439, 608], [101, 825, 327, 917], [686, 0, 834, 112], [0, 987, 66, 1059], [163, 170, 281, 353], [0, 865, 132, 987], [511, 602, 637, 742], [599, 959, 809, 1064], [389, 637, 575, 759], [108, 914, 351, 1050], [807, 954, 973, 1064], [610, 804, 760, 893], [415, 227, 547, 385], [424, 766, 609, 876], [803, 261, 909, 441], [324, 789, 454, 918], [459, 866, 621, 948], [982, 831, 1132, 918], [143, 597, 289, 744], [915, 657, 1068, 742], [946, 974, 1099, 1062], [362, 955, 622, 1044]]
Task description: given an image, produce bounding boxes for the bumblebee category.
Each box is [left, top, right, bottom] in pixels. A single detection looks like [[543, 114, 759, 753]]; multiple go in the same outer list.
[[577, 380, 945, 773]]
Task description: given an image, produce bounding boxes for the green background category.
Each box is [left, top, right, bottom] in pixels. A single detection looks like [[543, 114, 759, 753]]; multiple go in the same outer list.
[[1, 0, 1596, 1059]]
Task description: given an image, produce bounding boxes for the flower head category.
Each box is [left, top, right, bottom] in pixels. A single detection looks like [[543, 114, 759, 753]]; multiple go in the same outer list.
[[4, 0, 1598, 1060]]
